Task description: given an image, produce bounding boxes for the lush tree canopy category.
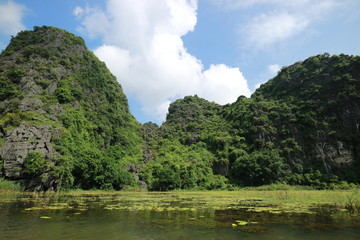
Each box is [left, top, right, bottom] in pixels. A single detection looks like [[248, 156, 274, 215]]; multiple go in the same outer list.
[[1, 27, 359, 191]]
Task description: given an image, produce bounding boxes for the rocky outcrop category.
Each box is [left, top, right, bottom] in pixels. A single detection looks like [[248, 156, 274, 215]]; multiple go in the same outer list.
[[19, 96, 44, 112], [313, 140, 353, 173], [0, 26, 75, 190], [125, 163, 148, 190], [0, 123, 59, 190]]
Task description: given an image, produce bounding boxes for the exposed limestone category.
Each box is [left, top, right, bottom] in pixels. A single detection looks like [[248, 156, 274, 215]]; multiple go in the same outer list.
[[19, 96, 44, 112], [126, 163, 148, 190], [20, 76, 42, 95], [0, 123, 58, 190]]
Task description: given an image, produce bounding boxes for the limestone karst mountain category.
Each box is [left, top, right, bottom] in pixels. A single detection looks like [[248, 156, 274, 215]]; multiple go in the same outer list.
[[0, 26, 142, 190], [1, 26, 359, 191], [142, 54, 360, 189]]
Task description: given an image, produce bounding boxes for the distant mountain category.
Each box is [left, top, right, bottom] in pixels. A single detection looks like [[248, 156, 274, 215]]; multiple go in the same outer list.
[[1, 26, 359, 191]]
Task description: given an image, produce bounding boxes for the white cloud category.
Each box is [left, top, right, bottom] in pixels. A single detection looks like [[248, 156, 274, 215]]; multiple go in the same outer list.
[[73, 6, 84, 17], [0, 1, 26, 36], [201, 64, 250, 103], [213, 0, 340, 10], [93, 45, 131, 77], [147, 100, 172, 123], [268, 64, 281, 75], [242, 12, 309, 48], [75, 7, 110, 39], [211, 0, 282, 9], [76, 0, 251, 123], [214, 0, 343, 50]]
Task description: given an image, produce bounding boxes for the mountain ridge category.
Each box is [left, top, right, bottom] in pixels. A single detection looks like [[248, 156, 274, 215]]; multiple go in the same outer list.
[[1, 26, 359, 191]]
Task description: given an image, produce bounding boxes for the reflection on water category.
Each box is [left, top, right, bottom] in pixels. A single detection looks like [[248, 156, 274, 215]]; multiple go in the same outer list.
[[0, 192, 359, 240]]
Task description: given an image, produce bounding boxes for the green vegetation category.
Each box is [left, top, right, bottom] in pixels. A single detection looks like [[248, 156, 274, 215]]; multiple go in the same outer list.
[[0, 26, 142, 191], [0, 178, 22, 191], [0, 27, 359, 191], [23, 152, 50, 175], [141, 53, 360, 190], [0, 188, 358, 215], [1, 189, 359, 238]]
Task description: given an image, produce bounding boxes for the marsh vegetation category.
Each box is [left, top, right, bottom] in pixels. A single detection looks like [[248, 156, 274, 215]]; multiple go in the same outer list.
[[1, 188, 359, 239]]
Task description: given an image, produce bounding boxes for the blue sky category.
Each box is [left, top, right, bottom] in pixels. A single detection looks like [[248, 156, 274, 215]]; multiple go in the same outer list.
[[1, 0, 360, 124]]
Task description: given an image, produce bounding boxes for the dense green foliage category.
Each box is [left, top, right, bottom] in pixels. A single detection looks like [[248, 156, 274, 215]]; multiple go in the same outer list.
[[0, 178, 22, 191], [0, 26, 142, 190], [140, 53, 360, 190], [252, 53, 360, 182], [1, 26, 359, 191], [23, 152, 49, 175], [140, 96, 231, 190]]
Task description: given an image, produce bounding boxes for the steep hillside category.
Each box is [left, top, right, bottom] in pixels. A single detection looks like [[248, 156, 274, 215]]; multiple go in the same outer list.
[[251, 54, 360, 183], [1, 26, 359, 191], [0, 26, 142, 190], [140, 96, 230, 191], [142, 53, 360, 189]]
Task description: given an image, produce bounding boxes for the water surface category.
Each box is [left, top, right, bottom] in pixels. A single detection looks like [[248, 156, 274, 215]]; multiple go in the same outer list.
[[0, 191, 359, 239]]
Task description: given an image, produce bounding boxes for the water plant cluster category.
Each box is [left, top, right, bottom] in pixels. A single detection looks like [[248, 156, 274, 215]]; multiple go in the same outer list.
[[1, 189, 359, 229]]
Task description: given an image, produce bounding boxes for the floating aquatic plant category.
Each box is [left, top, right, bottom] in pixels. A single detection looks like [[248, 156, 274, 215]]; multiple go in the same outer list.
[[236, 220, 248, 226]]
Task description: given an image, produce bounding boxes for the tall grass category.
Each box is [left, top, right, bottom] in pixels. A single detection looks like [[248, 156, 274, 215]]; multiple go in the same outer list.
[[241, 182, 360, 191], [0, 178, 22, 192]]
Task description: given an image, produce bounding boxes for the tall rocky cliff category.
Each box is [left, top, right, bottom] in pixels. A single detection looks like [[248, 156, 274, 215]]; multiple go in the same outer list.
[[252, 54, 360, 181], [0, 26, 142, 190]]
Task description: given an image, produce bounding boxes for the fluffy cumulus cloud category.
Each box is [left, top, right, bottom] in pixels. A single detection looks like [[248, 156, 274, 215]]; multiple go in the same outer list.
[[214, 0, 343, 49], [75, 0, 250, 122], [0, 0, 26, 36], [201, 64, 250, 104]]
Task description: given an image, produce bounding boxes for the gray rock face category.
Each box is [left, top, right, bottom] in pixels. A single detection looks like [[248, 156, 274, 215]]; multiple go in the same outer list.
[[125, 163, 148, 190], [0, 123, 58, 190], [20, 76, 42, 95], [314, 141, 353, 174], [19, 96, 44, 112], [0, 28, 78, 191]]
